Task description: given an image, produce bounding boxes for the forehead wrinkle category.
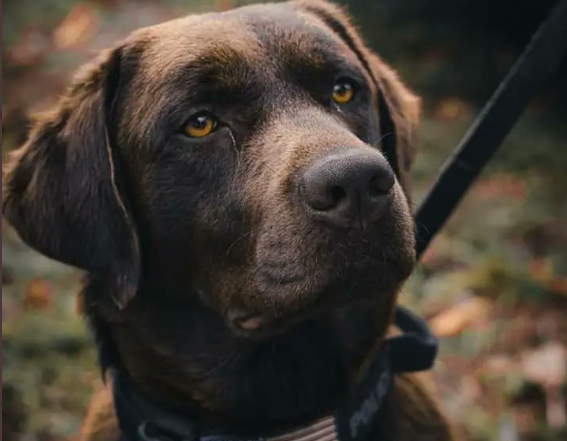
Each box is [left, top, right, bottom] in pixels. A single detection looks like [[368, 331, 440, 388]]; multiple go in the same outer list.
[[279, 37, 363, 80], [184, 47, 257, 90], [240, 7, 366, 82], [136, 15, 265, 87]]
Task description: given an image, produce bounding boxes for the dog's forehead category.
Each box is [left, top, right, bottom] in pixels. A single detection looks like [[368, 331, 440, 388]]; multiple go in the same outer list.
[[131, 3, 360, 85]]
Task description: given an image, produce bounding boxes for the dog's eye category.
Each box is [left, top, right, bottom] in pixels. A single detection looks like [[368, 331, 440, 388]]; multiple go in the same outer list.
[[183, 113, 217, 138], [332, 80, 355, 104]]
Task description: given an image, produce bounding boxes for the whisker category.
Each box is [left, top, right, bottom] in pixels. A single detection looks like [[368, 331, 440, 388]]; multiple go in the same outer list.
[[225, 230, 253, 256]]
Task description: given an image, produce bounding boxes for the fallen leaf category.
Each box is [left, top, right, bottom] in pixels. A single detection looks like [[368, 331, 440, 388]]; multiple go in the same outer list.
[[24, 278, 51, 310], [53, 4, 99, 50], [430, 296, 493, 337], [433, 97, 467, 122], [521, 342, 567, 388], [547, 276, 567, 296], [474, 174, 527, 200], [528, 258, 554, 283], [218, 0, 234, 11], [481, 354, 519, 375]]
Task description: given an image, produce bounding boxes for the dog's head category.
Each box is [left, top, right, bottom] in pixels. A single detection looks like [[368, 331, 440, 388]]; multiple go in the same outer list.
[[3, 0, 419, 340]]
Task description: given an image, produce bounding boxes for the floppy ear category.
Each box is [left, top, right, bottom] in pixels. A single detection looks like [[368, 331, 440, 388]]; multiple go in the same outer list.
[[2, 46, 140, 309], [294, 0, 421, 194]]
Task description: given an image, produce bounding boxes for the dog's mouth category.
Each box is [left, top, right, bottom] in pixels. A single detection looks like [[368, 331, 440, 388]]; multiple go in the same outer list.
[[224, 266, 326, 339], [226, 306, 315, 340], [256, 266, 307, 286], [226, 266, 378, 340], [228, 308, 270, 332], [224, 214, 416, 340]]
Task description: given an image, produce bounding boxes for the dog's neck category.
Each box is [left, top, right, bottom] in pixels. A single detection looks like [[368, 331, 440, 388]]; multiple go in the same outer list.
[[84, 279, 393, 432]]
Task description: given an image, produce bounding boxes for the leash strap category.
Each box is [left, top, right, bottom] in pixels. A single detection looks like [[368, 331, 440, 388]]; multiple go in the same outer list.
[[113, 306, 437, 441], [414, 0, 567, 258]]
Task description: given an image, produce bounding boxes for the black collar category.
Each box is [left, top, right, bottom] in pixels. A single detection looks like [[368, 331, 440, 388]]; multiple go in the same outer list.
[[112, 306, 438, 441]]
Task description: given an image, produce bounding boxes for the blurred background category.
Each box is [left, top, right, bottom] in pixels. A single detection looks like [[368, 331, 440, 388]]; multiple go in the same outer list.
[[2, 1, 566, 440]]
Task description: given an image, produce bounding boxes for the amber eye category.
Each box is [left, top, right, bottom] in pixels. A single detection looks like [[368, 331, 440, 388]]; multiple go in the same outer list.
[[332, 81, 355, 104], [184, 113, 217, 138]]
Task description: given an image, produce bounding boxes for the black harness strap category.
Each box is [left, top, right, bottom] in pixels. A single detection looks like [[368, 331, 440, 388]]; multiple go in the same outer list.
[[334, 307, 437, 441], [414, 0, 567, 258]]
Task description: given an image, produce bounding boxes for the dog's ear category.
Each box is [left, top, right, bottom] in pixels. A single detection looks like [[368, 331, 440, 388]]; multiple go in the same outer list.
[[293, 0, 421, 194], [2, 46, 140, 309]]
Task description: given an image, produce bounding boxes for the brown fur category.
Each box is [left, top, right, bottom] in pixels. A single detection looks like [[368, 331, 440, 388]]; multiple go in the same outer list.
[[3, 1, 456, 440]]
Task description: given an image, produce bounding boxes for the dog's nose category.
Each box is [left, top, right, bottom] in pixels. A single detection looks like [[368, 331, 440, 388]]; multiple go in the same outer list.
[[299, 150, 395, 228]]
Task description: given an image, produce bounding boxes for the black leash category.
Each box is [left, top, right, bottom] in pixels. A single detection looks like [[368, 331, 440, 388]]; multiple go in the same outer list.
[[414, 0, 567, 258], [113, 306, 437, 441]]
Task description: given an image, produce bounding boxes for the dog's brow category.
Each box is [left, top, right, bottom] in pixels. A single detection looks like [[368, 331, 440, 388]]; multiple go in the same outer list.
[[179, 48, 257, 91], [282, 44, 367, 89]]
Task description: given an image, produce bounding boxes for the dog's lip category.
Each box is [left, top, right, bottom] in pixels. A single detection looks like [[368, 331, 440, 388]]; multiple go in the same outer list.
[[237, 314, 267, 331], [228, 313, 294, 340], [226, 302, 309, 339], [227, 308, 268, 331]]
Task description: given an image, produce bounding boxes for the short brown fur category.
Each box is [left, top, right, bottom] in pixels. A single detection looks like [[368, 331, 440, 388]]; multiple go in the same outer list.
[[3, 1, 456, 440]]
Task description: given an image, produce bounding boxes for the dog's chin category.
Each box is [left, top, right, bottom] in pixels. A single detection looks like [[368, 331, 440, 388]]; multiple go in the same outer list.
[[222, 233, 416, 340], [225, 281, 322, 341], [225, 268, 397, 341]]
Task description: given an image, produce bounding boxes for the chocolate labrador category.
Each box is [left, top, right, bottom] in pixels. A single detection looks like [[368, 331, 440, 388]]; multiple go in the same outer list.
[[2, 1, 455, 440]]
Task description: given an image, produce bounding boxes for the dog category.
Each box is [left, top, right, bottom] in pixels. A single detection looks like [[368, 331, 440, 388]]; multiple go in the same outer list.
[[2, 1, 455, 440]]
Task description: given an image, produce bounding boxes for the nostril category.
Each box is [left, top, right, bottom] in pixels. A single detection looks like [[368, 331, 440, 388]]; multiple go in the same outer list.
[[330, 185, 346, 206], [368, 171, 395, 197], [300, 180, 340, 211]]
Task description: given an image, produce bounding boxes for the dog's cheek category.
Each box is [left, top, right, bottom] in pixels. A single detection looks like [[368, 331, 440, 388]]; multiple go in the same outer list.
[[128, 146, 252, 293], [255, 206, 334, 277]]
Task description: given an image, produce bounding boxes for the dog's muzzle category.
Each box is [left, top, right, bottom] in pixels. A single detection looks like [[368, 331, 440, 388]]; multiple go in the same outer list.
[[112, 306, 438, 441]]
